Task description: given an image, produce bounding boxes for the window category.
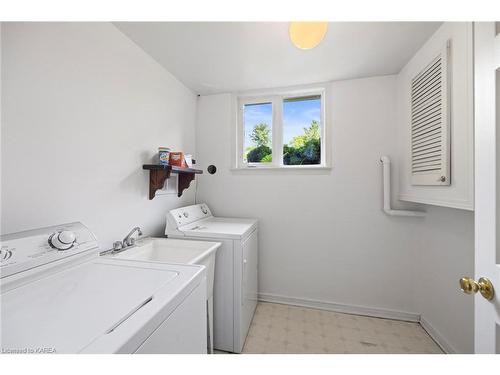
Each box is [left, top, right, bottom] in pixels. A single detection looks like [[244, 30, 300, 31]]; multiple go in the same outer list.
[[243, 102, 273, 164], [283, 95, 321, 165], [237, 88, 327, 169]]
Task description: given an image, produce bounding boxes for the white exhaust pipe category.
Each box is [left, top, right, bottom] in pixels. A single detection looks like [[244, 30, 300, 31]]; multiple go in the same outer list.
[[380, 156, 425, 217]]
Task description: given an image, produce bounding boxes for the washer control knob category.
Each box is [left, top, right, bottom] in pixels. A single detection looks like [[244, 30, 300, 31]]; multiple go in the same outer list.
[[1, 247, 13, 263], [49, 231, 76, 251]]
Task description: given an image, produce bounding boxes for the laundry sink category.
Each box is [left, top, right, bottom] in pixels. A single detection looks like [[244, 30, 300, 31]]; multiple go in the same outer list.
[[111, 237, 220, 299], [109, 237, 221, 352]]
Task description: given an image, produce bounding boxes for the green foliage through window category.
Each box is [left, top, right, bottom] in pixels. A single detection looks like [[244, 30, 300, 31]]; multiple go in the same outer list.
[[245, 121, 321, 164], [249, 123, 271, 148], [283, 120, 321, 165], [247, 144, 272, 163]]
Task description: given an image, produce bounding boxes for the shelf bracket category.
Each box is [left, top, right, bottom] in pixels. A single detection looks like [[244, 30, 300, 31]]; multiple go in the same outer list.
[[143, 164, 202, 200], [177, 173, 196, 198], [147, 168, 171, 200]]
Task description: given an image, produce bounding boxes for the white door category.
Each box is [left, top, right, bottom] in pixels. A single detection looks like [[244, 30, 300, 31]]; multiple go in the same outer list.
[[468, 22, 500, 353]]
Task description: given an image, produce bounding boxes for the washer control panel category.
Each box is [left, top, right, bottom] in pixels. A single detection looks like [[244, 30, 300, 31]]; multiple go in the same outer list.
[[167, 203, 212, 230], [0, 222, 98, 279]]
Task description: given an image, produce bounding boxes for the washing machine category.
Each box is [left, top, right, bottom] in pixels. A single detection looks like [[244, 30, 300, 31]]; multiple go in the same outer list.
[[1, 222, 207, 354], [166, 203, 258, 353]]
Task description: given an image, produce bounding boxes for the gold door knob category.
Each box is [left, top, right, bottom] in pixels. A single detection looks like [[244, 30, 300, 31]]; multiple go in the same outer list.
[[459, 277, 495, 300]]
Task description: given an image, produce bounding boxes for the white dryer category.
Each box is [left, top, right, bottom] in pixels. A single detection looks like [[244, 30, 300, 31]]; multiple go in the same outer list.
[[166, 203, 258, 353], [1, 222, 207, 354]]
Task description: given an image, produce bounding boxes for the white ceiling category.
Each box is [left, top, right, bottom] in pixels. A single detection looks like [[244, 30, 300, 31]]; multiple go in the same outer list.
[[115, 22, 441, 95]]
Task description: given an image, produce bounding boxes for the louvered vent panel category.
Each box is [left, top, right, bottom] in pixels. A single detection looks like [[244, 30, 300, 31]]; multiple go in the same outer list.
[[410, 42, 450, 186]]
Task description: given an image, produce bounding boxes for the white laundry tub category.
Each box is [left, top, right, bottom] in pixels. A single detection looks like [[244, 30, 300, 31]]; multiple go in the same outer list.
[[110, 237, 220, 352]]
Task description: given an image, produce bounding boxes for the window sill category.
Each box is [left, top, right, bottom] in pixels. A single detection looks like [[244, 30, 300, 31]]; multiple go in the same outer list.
[[230, 165, 332, 173]]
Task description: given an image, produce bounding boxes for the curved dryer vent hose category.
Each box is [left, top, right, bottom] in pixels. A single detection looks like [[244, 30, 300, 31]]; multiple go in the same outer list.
[[380, 156, 425, 217]]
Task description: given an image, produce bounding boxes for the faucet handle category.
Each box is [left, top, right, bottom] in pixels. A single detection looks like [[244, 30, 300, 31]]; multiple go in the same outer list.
[[113, 241, 123, 251], [125, 237, 136, 247]]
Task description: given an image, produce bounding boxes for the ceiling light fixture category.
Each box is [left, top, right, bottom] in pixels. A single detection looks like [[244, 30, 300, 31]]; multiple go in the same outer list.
[[289, 22, 328, 50]]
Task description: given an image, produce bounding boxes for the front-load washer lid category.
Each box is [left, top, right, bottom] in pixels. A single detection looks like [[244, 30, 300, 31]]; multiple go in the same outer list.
[[0, 258, 180, 354], [178, 217, 258, 240]]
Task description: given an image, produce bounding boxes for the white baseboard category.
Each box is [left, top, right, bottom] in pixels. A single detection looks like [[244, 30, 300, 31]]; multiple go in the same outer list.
[[258, 292, 459, 354], [258, 292, 420, 322], [419, 316, 457, 354]]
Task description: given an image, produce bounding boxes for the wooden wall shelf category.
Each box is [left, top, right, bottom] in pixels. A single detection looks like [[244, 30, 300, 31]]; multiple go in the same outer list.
[[143, 164, 203, 199]]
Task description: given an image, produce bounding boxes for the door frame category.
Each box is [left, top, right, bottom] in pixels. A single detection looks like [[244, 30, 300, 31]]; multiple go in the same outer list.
[[473, 21, 499, 353]]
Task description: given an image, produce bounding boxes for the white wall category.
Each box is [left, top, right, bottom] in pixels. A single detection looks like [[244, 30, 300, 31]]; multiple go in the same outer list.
[[196, 76, 419, 317], [395, 23, 475, 354], [412, 206, 474, 353], [1, 23, 197, 248]]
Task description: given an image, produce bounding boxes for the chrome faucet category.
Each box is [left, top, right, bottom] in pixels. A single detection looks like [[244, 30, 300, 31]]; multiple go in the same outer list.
[[123, 226, 143, 247], [99, 227, 143, 256]]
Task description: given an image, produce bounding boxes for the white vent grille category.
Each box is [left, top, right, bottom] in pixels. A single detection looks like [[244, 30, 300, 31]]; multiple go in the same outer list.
[[410, 42, 450, 186]]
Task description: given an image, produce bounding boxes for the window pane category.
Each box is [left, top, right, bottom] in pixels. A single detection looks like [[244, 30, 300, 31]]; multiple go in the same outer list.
[[243, 102, 273, 163], [283, 95, 321, 165]]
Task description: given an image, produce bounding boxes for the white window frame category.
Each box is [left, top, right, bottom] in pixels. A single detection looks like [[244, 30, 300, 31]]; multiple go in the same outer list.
[[235, 86, 328, 170]]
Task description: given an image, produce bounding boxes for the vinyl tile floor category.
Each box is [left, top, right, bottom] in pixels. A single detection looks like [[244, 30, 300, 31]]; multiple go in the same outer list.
[[241, 302, 444, 354]]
